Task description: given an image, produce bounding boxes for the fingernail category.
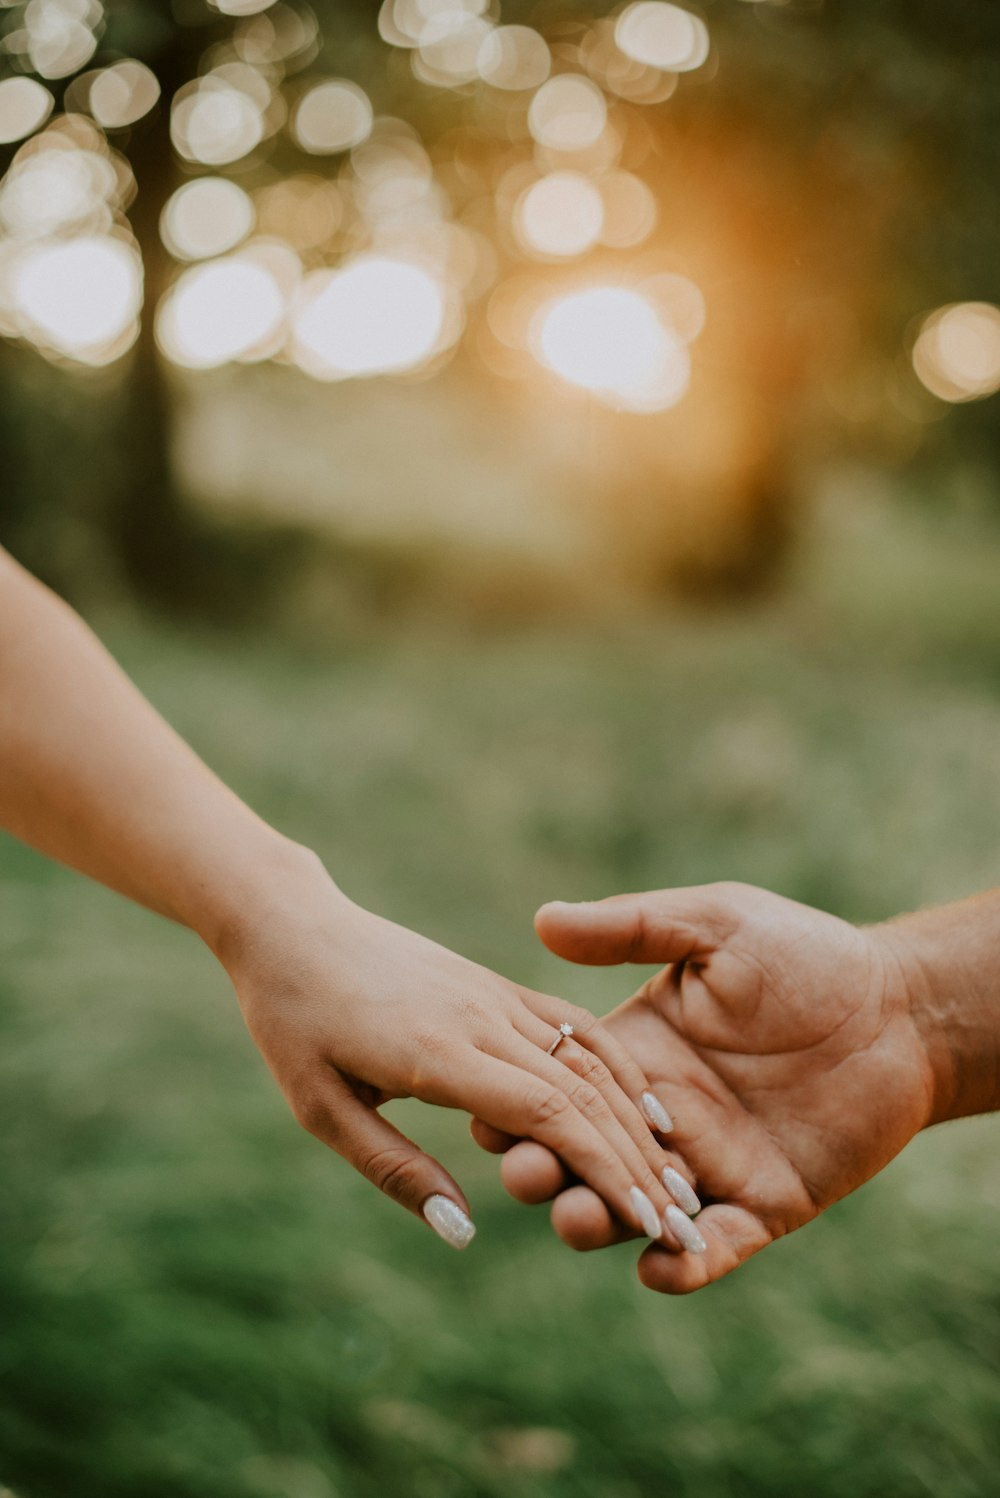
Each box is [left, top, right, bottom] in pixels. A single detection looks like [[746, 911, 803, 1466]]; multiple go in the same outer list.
[[641, 1092, 674, 1134], [423, 1195, 476, 1250], [661, 1166, 701, 1217], [629, 1185, 663, 1240], [665, 1204, 707, 1254]]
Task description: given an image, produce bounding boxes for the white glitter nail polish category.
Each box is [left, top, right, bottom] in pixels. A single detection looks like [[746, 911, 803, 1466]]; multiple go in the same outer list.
[[629, 1185, 663, 1240], [423, 1195, 476, 1249], [661, 1166, 701, 1217], [665, 1204, 707, 1254], [641, 1092, 674, 1134]]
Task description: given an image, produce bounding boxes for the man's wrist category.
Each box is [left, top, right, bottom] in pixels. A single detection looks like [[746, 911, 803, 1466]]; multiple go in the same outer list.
[[877, 895, 1000, 1126]]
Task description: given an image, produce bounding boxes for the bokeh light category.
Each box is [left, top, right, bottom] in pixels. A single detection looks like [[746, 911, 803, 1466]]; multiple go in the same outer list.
[[12, 234, 141, 364], [161, 178, 256, 262], [290, 255, 447, 379], [477, 26, 550, 91], [0, 122, 128, 239], [533, 286, 692, 411], [171, 75, 265, 166], [0, 77, 54, 145], [528, 75, 608, 153], [614, 3, 710, 72], [89, 59, 161, 129], [912, 302, 1000, 404], [515, 172, 604, 258], [156, 254, 286, 369], [16, 0, 101, 81], [291, 79, 373, 155]]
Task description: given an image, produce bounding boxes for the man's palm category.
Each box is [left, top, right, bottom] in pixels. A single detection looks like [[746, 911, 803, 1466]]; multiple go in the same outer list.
[[489, 884, 934, 1292]]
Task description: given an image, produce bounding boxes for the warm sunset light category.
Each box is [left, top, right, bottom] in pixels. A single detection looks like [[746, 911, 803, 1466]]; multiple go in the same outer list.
[[290, 255, 447, 380], [912, 302, 1000, 404], [12, 234, 142, 364], [534, 286, 692, 411], [156, 255, 286, 369]]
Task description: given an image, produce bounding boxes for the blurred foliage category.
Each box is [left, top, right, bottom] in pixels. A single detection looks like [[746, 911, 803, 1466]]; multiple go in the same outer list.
[[3, 490, 1000, 1495], [1, 0, 999, 612]]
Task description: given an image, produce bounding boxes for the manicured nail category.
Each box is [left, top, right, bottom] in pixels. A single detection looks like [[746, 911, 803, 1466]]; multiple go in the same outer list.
[[661, 1166, 701, 1217], [641, 1092, 674, 1134], [423, 1195, 476, 1250], [665, 1204, 707, 1254], [629, 1185, 663, 1240]]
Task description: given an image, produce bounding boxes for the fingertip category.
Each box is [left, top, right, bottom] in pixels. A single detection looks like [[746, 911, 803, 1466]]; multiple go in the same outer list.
[[469, 1116, 518, 1155], [500, 1140, 567, 1204], [550, 1184, 624, 1251]]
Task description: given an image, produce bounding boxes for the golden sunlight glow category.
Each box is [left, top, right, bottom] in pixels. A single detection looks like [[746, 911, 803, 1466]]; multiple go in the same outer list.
[[161, 178, 256, 262], [533, 286, 692, 411], [156, 255, 286, 369], [292, 79, 373, 154], [515, 173, 604, 258], [643, 271, 706, 343], [171, 77, 265, 166], [290, 256, 446, 380], [615, 3, 710, 72], [89, 59, 161, 129], [598, 171, 657, 248], [912, 302, 1000, 403], [0, 77, 54, 144], [528, 75, 608, 153], [12, 234, 141, 364], [477, 25, 550, 91]]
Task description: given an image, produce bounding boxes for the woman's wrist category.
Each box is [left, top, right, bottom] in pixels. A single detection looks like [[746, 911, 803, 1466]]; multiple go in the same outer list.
[[877, 895, 1000, 1127], [187, 826, 354, 973]]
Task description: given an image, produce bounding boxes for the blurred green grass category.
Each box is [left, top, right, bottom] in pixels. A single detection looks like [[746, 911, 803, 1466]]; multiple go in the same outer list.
[[3, 488, 1000, 1498]]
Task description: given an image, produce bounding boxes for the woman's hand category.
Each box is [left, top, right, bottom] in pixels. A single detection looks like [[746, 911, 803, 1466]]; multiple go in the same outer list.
[[213, 849, 682, 1248], [473, 882, 939, 1286]]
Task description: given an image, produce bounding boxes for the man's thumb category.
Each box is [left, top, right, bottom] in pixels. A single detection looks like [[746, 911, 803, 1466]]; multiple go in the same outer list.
[[534, 889, 729, 967]]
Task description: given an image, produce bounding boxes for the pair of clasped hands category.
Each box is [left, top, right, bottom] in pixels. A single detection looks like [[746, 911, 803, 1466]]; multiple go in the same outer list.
[[232, 869, 938, 1292]]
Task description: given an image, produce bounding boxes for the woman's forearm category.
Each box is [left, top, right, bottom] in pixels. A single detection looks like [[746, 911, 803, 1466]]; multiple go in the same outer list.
[[0, 548, 310, 948]]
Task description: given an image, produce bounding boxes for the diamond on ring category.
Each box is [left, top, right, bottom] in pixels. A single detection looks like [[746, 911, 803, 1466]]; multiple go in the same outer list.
[[545, 1021, 574, 1056]]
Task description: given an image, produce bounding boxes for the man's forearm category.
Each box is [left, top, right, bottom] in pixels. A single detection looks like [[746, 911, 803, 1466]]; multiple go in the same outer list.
[[882, 893, 1000, 1126], [0, 549, 314, 950]]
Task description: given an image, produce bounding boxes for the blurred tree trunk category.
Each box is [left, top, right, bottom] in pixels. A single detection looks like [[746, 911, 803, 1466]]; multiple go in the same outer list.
[[105, 26, 201, 611]]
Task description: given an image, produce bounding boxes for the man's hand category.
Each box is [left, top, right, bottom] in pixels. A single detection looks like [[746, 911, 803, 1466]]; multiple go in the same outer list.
[[473, 883, 938, 1291]]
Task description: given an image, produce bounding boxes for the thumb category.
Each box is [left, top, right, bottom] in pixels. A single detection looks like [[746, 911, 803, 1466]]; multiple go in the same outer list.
[[535, 887, 735, 967]]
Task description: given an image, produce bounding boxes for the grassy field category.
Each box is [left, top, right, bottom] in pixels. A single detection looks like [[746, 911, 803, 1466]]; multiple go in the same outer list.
[[3, 490, 1000, 1498]]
